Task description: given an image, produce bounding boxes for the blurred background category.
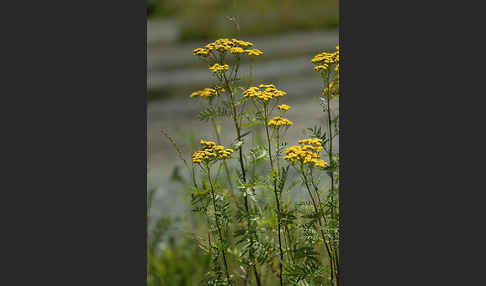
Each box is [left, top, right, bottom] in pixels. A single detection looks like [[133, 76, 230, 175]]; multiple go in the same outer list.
[[147, 0, 338, 228]]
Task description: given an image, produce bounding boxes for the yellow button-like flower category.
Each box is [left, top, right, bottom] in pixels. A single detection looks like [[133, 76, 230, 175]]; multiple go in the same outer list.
[[311, 46, 339, 65], [190, 88, 218, 98], [193, 48, 210, 56], [192, 139, 234, 164], [314, 64, 329, 72], [245, 49, 263, 56], [209, 63, 229, 73], [230, 47, 246, 55], [277, 104, 291, 111], [193, 38, 256, 57], [243, 84, 287, 102], [284, 138, 327, 167], [298, 138, 323, 146], [232, 39, 253, 48], [268, 116, 293, 127]]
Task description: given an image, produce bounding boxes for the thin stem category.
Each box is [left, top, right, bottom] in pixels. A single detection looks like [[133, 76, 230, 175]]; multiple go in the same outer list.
[[206, 214, 213, 257], [301, 167, 336, 284], [222, 72, 262, 286], [324, 72, 336, 217], [324, 71, 340, 286], [263, 104, 284, 286], [210, 116, 235, 192], [276, 126, 293, 264], [207, 165, 232, 285]]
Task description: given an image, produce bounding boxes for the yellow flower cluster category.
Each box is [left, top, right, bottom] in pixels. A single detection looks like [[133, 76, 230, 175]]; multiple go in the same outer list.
[[277, 104, 291, 111], [268, 116, 293, 127], [206, 38, 235, 52], [243, 84, 287, 102], [298, 138, 324, 145], [192, 139, 234, 163], [193, 48, 210, 56], [314, 64, 329, 72], [245, 49, 263, 56], [192, 38, 263, 57], [190, 88, 217, 98], [323, 80, 339, 97], [312, 45, 340, 71], [189, 86, 225, 98], [230, 47, 246, 55], [231, 39, 253, 48], [209, 63, 229, 73], [284, 138, 327, 168]]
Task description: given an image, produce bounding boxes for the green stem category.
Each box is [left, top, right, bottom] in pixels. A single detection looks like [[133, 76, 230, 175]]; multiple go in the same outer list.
[[323, 71, 339, 286], [222, 72, 262, 286], [207, 165, 232, 285], [263, 104, 284, 286], [301, 167, 336, 284], [210, 116, 235, 193]]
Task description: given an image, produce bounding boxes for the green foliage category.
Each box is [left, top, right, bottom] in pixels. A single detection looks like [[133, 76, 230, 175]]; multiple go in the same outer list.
[[198, 105, 231, 122], [147, 190, 211, 286]]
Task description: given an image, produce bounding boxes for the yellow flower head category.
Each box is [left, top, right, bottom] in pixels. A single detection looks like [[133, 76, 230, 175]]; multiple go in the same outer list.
[[243, 84, 287, 102], [193, 38, 256, 58], [204, 38, 233, 52], [190, 88, 218, 98], [311, 47, 339, 65], [314, 64, 329, 72], [245, 49, 263, 56], [232, 39, 253, 48], [200, 139, 216, 147], [277, 104, 291, 111], [313, 159, 328, 168], [284, 138, 327, 168], [209, 63, 229, 73], [192, 139, 234, 163], [268, 116, 293, 127], [298, 138, 323, 146], [323, 80, 339, 97], [230, 47, 246, 55], [193, 48, 210, 57]]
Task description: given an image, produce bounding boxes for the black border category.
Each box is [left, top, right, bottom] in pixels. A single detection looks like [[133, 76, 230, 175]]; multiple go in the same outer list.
[[4, 1, 148, 284]]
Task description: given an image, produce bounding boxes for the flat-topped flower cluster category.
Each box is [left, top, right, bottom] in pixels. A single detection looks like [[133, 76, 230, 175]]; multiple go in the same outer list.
[[193, 38, 263, 58], [243, 84, 287, 102], [284, 138, 327, 168], [268, 116, 293, 127], [189, 86, 225, 99], [209, 63, 229, 73], [312, 45, 340, 73], [190, 87, 217, 98], [192, 139, 234, 164]]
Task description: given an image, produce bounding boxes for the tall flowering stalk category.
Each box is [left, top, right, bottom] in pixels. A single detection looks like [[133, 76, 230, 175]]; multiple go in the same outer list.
[[310, 45, 340, 285], [243, 84, 292, 286], [192, 140, 235, 285], [193, 38, 264, 286]]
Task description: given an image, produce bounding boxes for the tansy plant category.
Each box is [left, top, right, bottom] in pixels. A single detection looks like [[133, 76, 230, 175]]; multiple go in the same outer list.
[[154, 35, 340, 286]]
